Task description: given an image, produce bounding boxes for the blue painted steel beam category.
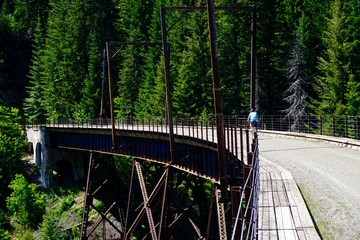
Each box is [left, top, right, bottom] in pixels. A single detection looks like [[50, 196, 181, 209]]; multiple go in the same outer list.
[[48, 128, 243, 184]]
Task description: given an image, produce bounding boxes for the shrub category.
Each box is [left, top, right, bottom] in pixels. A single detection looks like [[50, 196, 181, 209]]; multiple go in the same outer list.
[[6, 174, 46, 229]]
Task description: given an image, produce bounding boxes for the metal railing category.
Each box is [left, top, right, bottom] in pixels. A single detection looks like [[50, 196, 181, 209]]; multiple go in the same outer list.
[[231, 133, 259, 240], [25, 115, 360, 140], [220, 115, 360, 140], [26, 114, 358, 239], [25, 116, 260, 238], [25, 116, 254, 161]]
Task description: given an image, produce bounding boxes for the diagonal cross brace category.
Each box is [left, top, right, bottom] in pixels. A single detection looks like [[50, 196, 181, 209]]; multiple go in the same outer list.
[[135, 161, 158, 240]]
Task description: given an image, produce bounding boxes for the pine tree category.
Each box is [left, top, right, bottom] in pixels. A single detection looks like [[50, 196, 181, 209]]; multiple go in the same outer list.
[[0, 3, 33, 108], [297, 0, 330, 104], [73, 0, 113, 121], [344, 0, 360, 116], [41, 0, 86, 120], [255, 0, 291, 114], [135, 0, 165, 118], [24, 17, 46, 123], [10, 0, 49, 33], [114, 0, 156, 118], [311, 0, 352, 117], [216, 5, 251, 115], [74, 31, 101, 121], [172, 7, 212, 117]]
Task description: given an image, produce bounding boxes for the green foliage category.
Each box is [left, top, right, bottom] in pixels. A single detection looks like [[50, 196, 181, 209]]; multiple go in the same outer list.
[[74, 31, 101, 121], [23, 17, 46, 123], [256, 0, 288, 113], [0, 105, 26, 203], [217, 9, 250, 115], [114, 0, 157, 118], [135, 0, 165, 118], [172, 9, 212, 117], [39, 213, 69, 240], [1, 0, 360, 123], [6, 174, 46, 229], [114, 155, 132, 184], [38, 188, 82, 240], [311, 0, 352, 117], [40, 0, 86, 120], [0, 208, 10, 240], [0, 228, 10, 240], [15, 230, 36, 240], [0, 2, 34, 108], [345, 75, 360, 116]]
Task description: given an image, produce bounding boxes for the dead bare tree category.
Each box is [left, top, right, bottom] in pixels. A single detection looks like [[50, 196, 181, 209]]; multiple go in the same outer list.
[[283, 38, 309, 132]]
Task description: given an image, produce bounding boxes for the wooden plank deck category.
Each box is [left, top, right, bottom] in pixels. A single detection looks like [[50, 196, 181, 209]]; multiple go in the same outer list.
[[258, 157, 321, 240]]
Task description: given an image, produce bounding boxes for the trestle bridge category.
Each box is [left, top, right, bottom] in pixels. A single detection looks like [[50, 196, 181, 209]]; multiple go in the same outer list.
[[23, 0, 360, 237], [26, 113, 360, 239], [26, 117, 259, 240]]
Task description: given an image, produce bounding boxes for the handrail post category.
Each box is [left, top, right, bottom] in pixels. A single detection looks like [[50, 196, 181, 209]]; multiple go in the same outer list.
[[345, 115, 348, 138], [320, 116, 322, 135], [356, 116, 359, 140]]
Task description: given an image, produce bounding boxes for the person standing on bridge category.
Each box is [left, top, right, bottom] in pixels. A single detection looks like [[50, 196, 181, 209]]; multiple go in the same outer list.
[[247, 108, 259, 130]]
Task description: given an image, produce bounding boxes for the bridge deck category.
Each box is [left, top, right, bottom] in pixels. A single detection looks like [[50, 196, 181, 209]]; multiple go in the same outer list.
[[258, 157, 321, 240]]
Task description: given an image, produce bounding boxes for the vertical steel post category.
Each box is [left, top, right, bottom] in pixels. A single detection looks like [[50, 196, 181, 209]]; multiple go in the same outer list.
[[231, 186, 242, 240], [106, 42, 116, 149], [159, 7, 175, 239], [99, 49, 106, 122], [206, 0, 228, 201], [80, 153, 95, 240], [160, 7, 175, 165], [250, 6, 257, 110], [124, 160, 136, 239]]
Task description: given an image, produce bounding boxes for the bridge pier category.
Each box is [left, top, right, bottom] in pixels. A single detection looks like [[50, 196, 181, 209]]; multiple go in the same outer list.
[[26, 127, 85, 187]]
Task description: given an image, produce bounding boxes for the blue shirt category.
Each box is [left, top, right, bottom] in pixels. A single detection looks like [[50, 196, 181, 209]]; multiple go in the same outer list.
[[248, 111, 258, 123]]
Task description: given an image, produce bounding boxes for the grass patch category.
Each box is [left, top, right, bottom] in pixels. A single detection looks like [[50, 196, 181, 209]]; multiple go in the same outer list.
[[297, 183, 333, 240]]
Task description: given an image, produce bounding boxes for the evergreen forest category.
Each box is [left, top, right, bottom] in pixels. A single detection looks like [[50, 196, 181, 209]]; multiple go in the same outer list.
[[0, 0, 360, 239]]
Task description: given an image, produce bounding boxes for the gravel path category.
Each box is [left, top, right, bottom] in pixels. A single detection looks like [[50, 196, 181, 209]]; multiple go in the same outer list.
[[258, 135, 360, 240]]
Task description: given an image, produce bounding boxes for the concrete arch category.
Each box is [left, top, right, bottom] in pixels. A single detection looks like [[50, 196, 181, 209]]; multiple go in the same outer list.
[[35, 142, 42, 166]]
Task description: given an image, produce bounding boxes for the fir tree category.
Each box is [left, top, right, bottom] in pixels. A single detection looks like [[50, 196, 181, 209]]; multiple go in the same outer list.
[[24, 17, 46, 123], [312, 0, 352, 117], [172, 8, 212, 117], [41, 0, 86, 120], [256, 0, 290, 114], [74, 31, 101, 121], [344, 0, 360, 116], [217, 6, 251, 115], [135, 0, 165, 118], [114, 0, 156, 117]]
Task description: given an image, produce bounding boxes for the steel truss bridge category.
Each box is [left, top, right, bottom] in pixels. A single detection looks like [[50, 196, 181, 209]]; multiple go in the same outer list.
[[28, 117, 259, 240], [25, 2, 260, 238]]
